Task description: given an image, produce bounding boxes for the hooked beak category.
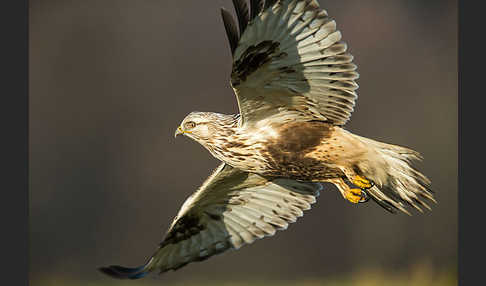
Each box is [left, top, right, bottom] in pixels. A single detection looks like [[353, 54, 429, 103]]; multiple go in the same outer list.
[[174, 126, 184, 138]]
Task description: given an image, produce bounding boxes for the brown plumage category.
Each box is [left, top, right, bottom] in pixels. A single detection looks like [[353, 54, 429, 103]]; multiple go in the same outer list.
[[100, 0, 435, 280]]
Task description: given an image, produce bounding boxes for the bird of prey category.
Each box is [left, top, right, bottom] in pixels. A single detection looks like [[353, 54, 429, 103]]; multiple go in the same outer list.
[[100, 0, 435, 279]]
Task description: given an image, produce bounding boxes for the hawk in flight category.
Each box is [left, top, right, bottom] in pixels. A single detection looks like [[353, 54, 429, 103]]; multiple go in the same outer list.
[[100, 0, 435, 279]]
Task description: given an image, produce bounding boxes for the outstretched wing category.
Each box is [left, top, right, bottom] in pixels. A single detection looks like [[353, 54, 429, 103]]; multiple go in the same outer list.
[[222, 0, 359, 126], [99, 163, 322, 279]]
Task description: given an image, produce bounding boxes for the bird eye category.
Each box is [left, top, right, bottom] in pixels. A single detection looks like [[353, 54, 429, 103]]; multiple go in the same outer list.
[[184, 121, 196, 130]]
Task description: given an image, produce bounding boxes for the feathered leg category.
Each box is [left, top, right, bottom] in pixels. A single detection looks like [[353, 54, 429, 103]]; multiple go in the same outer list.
[[341, 131, 436, 215]]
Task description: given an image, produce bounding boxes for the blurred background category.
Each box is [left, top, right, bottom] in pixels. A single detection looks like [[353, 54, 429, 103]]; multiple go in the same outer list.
[[29, 0, 457, 285]]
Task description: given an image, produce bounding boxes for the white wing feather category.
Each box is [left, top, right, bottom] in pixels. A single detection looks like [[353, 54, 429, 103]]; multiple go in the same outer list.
[[225, 0, 358, 126], [100, 163, 322, 278]]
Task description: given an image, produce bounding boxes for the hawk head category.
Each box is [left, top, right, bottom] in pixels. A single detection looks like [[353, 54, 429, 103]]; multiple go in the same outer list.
[[175, 112, 239, 143]]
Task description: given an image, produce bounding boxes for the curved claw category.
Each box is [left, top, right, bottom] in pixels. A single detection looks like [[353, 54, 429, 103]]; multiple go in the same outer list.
[[358, 189, 370, 203]]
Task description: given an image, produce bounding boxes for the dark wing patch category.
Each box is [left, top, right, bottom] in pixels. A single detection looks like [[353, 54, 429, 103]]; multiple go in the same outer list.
[[159, 214, 206, 248], [231, 40, 282, 86]]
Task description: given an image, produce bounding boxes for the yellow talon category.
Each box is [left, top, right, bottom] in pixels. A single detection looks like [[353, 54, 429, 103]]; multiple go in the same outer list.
[[344, 188, 365, 204], [352, 175, 373, 189]]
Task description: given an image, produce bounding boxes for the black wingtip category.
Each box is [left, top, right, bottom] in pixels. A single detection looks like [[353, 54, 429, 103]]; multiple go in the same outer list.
[[220, 7, 239, 55], [98, 265, 149, 280], [232, 0, 249, 34]]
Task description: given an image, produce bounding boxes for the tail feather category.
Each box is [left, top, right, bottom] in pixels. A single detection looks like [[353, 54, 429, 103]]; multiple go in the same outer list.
[[353, 135, 435, 215]]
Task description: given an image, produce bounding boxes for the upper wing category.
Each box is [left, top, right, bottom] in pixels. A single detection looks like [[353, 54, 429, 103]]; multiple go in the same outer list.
[[222, 0, 359, 126], [99, 163, 322, 279]]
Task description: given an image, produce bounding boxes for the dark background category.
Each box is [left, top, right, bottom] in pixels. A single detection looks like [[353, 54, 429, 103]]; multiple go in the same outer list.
[[30, 0, 457, 284]]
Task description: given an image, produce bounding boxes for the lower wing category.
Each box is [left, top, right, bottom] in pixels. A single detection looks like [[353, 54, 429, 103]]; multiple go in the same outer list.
[[99, 163, 322, 279]]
